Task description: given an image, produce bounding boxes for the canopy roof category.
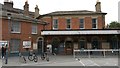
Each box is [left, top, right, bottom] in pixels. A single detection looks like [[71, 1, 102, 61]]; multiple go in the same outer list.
[[41, 29, 120, 35]]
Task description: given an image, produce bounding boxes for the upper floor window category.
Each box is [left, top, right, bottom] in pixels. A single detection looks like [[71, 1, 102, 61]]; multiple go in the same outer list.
[[66, 19, 71, 29], [79, 19, 84, 29], [53, 19, 58, 30], [32, 24, 37, 34], [11, 21, 21, 33], [92, 18, 97, 29]]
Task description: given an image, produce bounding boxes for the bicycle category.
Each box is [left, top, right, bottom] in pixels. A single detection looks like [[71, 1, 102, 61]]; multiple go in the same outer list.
[[28, 51, 38, 62], [19, 53, 26, 63], [41, 52, 49, 61]]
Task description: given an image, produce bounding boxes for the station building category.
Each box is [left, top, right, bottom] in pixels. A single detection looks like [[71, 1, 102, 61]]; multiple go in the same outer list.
[[39, 1, 120, 55], [0, 0, 119, 56]]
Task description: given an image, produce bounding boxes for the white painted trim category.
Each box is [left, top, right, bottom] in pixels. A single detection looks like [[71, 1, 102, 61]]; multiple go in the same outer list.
[[41, 30, 120, 35]]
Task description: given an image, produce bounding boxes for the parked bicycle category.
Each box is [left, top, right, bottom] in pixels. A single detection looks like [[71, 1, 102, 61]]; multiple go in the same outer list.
[[41, 52, 49, 61], [19, 53, 26, 63], [28, 50, 38, 62]]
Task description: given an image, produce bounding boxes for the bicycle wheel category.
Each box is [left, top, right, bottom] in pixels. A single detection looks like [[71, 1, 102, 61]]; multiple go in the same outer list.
[[28, 55, 34, 61], [34, 56, 38, 62], [46, 57, 49, 62]]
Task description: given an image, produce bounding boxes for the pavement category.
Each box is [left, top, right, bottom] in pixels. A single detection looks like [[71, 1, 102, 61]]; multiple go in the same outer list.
[[0, 55, 119, 67]]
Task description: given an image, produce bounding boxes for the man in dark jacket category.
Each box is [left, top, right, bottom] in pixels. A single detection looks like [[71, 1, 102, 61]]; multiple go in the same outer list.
[[1, 46, 5, 58]]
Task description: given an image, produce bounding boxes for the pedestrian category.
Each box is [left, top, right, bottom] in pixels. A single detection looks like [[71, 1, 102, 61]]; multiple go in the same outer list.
[[4, 44, 8, 64], [1, 45, 5, 58], [4, 45, 7, 57]]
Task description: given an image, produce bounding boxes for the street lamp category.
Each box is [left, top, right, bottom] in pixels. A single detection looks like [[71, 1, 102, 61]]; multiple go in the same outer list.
[[5, 13, 11, 64], [40, 21, 49, 59]]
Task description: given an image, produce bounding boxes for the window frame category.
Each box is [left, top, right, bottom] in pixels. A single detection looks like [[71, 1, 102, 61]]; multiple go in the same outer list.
[[32, 24, 38, 34], [79, 19, 84, 29], [53, 19, 58, 30], [92, 18, 98, 29], [11, 21, 21, 33], [66, 19, 71, 29]]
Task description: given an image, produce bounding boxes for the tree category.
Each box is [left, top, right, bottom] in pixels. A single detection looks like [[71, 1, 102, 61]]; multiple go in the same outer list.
[[108, 21, 120, 29]]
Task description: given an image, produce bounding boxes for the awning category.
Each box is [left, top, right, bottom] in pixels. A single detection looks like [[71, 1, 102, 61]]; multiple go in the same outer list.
[[41, 30, 120, 35]]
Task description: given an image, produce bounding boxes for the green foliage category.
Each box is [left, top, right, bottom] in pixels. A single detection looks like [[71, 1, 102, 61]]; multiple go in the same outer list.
[[108, 21, 120, 29]]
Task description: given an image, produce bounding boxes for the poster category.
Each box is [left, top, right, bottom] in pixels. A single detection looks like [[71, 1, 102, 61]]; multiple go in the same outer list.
[[23, 41, 31, 48], [0, 41, 8, 48]]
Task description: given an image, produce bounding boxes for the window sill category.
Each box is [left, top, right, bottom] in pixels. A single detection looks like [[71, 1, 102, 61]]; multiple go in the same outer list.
[[11, 32, 21, 34], [32, 33, 37, 34]]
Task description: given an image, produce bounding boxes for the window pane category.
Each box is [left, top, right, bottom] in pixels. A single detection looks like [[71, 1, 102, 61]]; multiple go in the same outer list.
[[66, 19, 71, 29], [11, 21, 20, 33], [32, 25, 37, 34], [92, 18, 97, 28], [10, 39, 20, 53], [53, 19, 58, 29], [79, 19, 84, 28]]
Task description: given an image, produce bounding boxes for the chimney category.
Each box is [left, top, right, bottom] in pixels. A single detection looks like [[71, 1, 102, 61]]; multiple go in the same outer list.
[[34, 5, 39, 18], [95, 0, 101, 12], [24, 1, 29, 16], [4, 0, 13, 8]]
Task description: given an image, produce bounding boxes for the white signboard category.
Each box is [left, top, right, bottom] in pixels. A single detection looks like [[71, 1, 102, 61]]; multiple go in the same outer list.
[[0, 41, 8, 48], [33, 43, 37, 50], [23, 41, 31, 48]]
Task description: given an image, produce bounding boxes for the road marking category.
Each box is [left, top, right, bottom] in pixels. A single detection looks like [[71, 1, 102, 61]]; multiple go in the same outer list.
[[87, 59, 100, 66], [78, 60, 85, 66]]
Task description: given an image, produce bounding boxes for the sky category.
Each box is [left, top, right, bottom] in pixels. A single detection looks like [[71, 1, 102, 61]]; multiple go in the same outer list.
[[0, 0, 120, 24]]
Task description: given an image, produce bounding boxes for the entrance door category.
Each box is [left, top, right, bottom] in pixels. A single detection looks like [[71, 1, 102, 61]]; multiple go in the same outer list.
[[65, 41, 73, 55], [37, 38, 43, 54]]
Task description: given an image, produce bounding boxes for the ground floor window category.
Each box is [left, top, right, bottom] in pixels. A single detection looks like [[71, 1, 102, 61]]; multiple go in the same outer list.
[[92, 37, 99, 49], [10, 39, 20, 53], [58, 42, 64, 54], [110, 37, 118, 49], [51, 37, 60, 54], [79, 37, 86, 49]]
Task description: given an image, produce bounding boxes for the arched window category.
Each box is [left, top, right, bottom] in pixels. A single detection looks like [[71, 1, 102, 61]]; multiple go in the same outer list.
[[110, 36, 118, 49]]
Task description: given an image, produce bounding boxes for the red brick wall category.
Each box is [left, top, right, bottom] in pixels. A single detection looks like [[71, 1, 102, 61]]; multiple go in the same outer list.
[[41, 15, 105, 30], [2, 19, 42, 52], [71, 17, 79, 29], [85, 17, 92, 29]]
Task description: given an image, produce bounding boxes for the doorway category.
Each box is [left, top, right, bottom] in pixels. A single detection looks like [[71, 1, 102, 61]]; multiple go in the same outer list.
[[65, 41, 73, 55], [37, 37, 43, 54]]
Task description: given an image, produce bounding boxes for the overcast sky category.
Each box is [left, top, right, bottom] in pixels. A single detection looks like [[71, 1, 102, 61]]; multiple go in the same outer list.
[[0, 0, 120, 24]]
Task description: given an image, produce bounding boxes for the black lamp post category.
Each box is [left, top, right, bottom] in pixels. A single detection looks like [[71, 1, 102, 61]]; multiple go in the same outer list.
[[5, 13, 11, 64], [40, 21, 49, 58]]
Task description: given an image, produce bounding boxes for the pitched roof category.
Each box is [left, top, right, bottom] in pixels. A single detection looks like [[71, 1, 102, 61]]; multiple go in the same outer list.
[[39, 10, 107, 18], [1, 4, 34, 17], [0, 3, 38, 22]]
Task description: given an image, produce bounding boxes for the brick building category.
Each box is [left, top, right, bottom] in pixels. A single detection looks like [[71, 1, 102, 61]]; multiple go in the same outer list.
[[0, 0, 44, 55], [39, 1, 120, 55], [0, 0, 119, 56]]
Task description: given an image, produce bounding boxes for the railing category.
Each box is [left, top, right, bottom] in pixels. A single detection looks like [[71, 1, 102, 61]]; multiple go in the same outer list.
[[73, 49, 120, 58]]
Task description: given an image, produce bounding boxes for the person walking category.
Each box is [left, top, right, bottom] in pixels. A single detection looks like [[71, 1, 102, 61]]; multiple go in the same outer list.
[[4, 44, 8, 64], [1, 45, 5, 58]]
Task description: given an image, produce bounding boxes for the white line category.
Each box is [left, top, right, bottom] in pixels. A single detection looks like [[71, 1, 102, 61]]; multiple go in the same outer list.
[[79, 60, 85, 66], [87, 59, 100, 66]]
